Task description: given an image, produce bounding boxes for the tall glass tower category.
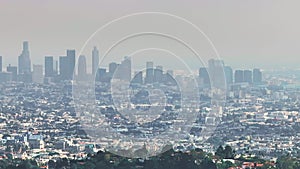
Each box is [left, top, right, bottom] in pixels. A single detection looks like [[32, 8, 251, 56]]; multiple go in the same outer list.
[[18, 41, 31, 74], [92, 46, 99, 75]]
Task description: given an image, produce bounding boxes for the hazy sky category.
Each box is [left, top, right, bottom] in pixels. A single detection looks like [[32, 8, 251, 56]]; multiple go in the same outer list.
[[1, 0, 300, 70]]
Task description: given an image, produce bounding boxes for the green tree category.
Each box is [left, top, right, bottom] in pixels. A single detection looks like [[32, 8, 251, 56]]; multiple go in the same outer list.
[[215, 145, 224, 158], [199, 157, 217, 169], [224, 145, 234, 159], [277, 155, 296, 169]]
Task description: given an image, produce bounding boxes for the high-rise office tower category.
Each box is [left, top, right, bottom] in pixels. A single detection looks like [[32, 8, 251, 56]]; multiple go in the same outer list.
[[92, 46, 99, 75], [78, 55, 87, 81], [131, 71, 143, 84], [45, 56, 54, 77], [154, 66, 163, 83], [0, 57, 8, 82], [59, 56, 68, 80], [208, 59, 226, 89], [67, 49, 75, 79], [7, 64, 17, 81], [234, 70, 244, 83], [96, 68, 107, 82], [32, 64, 43, 84], [243, 70, 252, 84], [109, 62, 118, 75], [59, 50, 76, 81], [117, 56, 131, 82], [163, 70, 176, 85], [199, 67, 210, 87], [162, 70, 176, 85], [145, 61, 154, 84], [224, 66, 233, 85], [18, 41, 31, 75], [0, 56, 2, 72], [253, 68, 262, 84]]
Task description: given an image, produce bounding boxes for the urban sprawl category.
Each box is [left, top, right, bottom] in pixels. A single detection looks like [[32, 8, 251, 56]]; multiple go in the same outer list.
[[0, 42, 299, 168]]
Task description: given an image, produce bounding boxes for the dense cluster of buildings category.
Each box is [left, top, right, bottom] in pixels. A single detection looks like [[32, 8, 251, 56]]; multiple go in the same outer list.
[[0, 41, 175, 86], [2, 41, 300, 167], [198, 59, 263, 89], [0, 41, 263, 89]]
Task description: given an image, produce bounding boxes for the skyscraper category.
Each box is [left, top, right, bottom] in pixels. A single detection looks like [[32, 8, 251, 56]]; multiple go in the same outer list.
[[131, 71, 143, 84], [199, 67, 210, 87], [59, 50, 76, 81], [145, 61, 154, 84], [109, 62, 118, 75], [108, 62, 118, 80], [163, 70, 177, 86], [224, 66, 233, 85], [253, 68, 262, 84], [59, 56, 68, 80], [78, 55, 87, 81], [208, 59, 225, 88], [67, 49, 75, 79], [18, 41, 31, 74], [154, 66, 163, 83], [32, 64, 43, 84], [243, 70, 253, 84], [234, 70, 244, 83], [117, 56, 131, 82], [45, 56, 54, 77], [92, 46, 99, 75], [96, 68, 107, 82]]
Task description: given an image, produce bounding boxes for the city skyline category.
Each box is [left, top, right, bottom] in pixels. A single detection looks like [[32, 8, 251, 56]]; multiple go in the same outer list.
[[0, 41, 267, 73], [0, 41, 265, 86], [1, 1, 300, 69]]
